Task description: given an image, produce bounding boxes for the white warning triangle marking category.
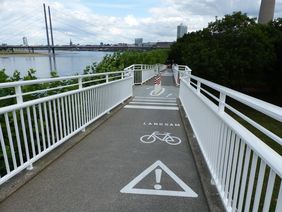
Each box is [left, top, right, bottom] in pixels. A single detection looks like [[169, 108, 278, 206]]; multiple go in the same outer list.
[[120, 160, 198, 197]]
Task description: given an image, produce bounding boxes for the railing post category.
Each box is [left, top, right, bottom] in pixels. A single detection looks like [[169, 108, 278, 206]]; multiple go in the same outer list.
[[106, 74, 109, 83], [218, 92, 226, 113], [132, 65, 135, 84], [121, 72, 124, 79], [27, 164, 33, 170], [78, 77, 83, 89], [15, 85, 23, 104], [15, 85, 34, 170], [140, 66, 143, 84], [141, 69, 143, 84], [187, 71, 191, 85], [78, 77, 86, 132], [196, 81, 201, 94]]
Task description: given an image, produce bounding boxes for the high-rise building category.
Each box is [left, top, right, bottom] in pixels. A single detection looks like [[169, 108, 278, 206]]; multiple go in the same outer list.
[[22, 37, 28, 46], [177, 23, 187, 39], [135, 38, 143, 47], [258, 0, 275, 24]]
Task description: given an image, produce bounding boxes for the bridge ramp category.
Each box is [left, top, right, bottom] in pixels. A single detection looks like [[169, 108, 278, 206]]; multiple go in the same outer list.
[[0, 72, 210, 212]]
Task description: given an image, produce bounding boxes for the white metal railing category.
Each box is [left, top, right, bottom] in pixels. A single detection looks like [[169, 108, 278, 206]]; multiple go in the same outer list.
[[159, 64, 167, 72], [0, 71, 133, 185], [172, 64, 191, 86], [142, 67, 156, 83], [176, 65, 282, 212], [124, 64, 158, 84], [0, 71, 129, 107]]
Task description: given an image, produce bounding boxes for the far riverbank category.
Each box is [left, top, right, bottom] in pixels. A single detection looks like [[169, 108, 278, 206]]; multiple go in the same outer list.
[[0, 50, 47, 57]]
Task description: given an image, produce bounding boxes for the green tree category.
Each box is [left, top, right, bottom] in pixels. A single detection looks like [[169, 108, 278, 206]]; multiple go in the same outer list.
[[169, 12, 281, 101], [95, 50, 169, 73]]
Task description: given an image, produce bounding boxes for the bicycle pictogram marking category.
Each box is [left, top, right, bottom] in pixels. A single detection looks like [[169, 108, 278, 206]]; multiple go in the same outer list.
[[140, 131, 181, 145]]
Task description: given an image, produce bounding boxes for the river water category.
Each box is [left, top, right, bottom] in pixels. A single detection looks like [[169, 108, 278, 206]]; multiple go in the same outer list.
[[0, 50, 111, 78]]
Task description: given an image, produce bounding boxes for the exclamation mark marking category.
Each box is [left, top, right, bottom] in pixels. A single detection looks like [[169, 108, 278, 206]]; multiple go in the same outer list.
[[154, 168, 162, 190]]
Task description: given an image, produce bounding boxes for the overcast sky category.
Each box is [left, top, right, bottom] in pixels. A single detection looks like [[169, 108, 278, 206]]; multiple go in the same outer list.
[[0, 0, 281, 45]]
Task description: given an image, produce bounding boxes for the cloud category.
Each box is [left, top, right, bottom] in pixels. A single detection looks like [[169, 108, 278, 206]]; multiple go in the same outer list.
[[86, 2, 136, 10], [0, 0, 281, 45], [124, 15, 139, 26]]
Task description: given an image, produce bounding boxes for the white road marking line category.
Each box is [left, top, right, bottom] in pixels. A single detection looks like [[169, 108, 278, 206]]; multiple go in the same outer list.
[[150, 88, 165, 96], [129, 102, 177, 106], [120, 160, 198, 198], [132, 99, 176, 103], [134, 96, 176, 100], [166, 93, 173, 97], [154, 169, 162, 190], [124, 105, 179, 110]]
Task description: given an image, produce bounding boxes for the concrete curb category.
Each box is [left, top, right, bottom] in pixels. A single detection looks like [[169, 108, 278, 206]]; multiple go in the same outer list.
[[0, 98, 132, 203], [178, 101, 225, 212]]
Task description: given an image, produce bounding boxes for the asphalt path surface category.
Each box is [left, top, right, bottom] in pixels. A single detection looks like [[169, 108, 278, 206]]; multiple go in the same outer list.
[[0, 70, 209, 212]]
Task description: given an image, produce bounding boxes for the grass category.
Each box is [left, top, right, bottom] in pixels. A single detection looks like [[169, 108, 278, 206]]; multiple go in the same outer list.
[[226, 97, 282, 156]]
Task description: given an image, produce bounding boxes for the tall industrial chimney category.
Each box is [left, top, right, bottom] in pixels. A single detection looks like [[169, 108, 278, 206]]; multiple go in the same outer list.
[[258, 0, 275, 24]]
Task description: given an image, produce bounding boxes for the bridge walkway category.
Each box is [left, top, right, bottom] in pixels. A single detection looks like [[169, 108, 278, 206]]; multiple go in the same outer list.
[[0, 69, 210, 212]]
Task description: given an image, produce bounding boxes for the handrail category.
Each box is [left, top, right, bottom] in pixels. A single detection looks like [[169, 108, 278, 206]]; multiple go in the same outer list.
[[0, 70, 128, 88], [124, 64, 158, 85], [189, 75, 282, 122], [0, 69, 133, 107], [0, 64, 159, 108], [0, 77, 131, 115], [181, 78, 282, 177], [175, 64, 282, 146], [174, 65, 282, 122], [0, 64, 158, 90]]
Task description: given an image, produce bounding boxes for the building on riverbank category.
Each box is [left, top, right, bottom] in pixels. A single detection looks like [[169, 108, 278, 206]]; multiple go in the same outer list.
[[22, 37, 28, 46], [177, 23, 187, 39], [135, 38, 143, 47]]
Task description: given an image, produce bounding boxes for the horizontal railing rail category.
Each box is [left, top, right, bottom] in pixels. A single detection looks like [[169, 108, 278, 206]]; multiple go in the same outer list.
[[0, 71, 128, 88], [124, 64, 167, 85], [0, 71, 131, 108], [172, 64, 191, 86], [176, 64, 282, 212], [0, 71, 133, 185], [0, 63, 160, 108]]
